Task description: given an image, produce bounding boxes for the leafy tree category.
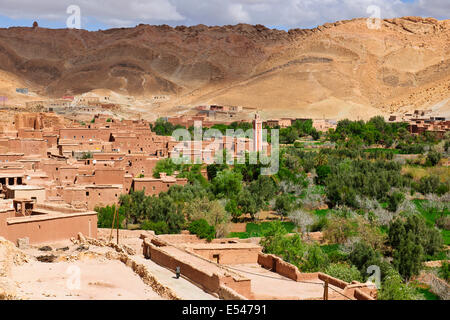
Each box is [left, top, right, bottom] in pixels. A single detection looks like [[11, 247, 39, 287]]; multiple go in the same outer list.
[[148, 194, 185, 233], [225, 199, 242, 220], [184, 197, 230, 237], [119, 190, 148, 224], [188, 219, 215, 242], [275, 194, 294, 216], [388, 191, 405, 212], [324, 216, 358, 244], [349, 242, 381, 278], [206, 163, 228, 180], [392, 231, 424, 280], [324, 263, 363, 283], [237, 189, 259, 219], [426, 150, 442, 166], [81, 152, 93, 159], [151, 118, 185, 136], [302, 244, 329, 272], [95, 205, 125, 229], [388, 215, 443, 257], [247, 175, 277, 204], [212, 170, 243, 198], [439, 261, 450, 281], [416, 175, 447, 195], [378, 268, 420, 300], [315, 165, 331, 185], [444, 141, 450, 152], [152, 158, 180, 178]]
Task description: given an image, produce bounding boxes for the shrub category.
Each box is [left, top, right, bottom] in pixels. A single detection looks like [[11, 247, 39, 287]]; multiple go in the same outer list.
[[302, 244, 329, 272], [188, 219, 215, 242], [417, 175, 440, 195], [378, 269, 421, 300], [439, 261, 450, 281], [81, 152, 93, 159], [185, 198, 230, 237], [141, 220, 169, 235], [323, 216, 358, 244], [388, 215, 443, 257], [275, 194, 295, 216], [324, 263, 362, 283], [392, 231, 424, 280], [388, 191, 405, 212], [95, 205, 125, 229], [315, 165, 331, 185], [310, 216, 329, 232], [425, 150, 441, 167], [349, 242, 381, 279]]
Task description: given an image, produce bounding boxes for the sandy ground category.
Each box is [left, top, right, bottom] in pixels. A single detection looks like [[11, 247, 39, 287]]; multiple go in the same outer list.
[[7, 232, 217, 300], [12, 258, 163, 300]]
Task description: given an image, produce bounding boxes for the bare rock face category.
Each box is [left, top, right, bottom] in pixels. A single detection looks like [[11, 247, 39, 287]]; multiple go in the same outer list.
[[0, 17, 448, 118]]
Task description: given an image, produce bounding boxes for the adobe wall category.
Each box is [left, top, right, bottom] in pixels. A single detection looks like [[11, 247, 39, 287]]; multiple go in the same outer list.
[[133, 179, 187, 196], [258, 253, 304, 281], [2, 212, 97, 244], [85, 186, 121, 210], [157, 234, 204, 244], [93, 169, 124, 185], [7, 188, 46, 203], [143, 239, 252, 299], [191, 247, 261, 265]]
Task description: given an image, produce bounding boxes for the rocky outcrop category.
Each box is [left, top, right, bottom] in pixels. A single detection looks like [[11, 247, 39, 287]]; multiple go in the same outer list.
[[0, 237, 29, 299], [0, 17, 448, 117]]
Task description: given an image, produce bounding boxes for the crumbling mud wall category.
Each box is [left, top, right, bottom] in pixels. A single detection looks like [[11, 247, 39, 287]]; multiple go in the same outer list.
[[418, 272, 450, 300]]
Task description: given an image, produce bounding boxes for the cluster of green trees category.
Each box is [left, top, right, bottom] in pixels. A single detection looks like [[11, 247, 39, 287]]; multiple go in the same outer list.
[[260, 216, 444, 299], [94, 114, 450, 300], [328, 116, 440, 151], [273, 119, 320, 144], [150, 118, 185, 136]]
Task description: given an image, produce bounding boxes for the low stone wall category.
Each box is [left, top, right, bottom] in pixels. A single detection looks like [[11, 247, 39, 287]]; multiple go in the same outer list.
[[418, 272, 450, 300]]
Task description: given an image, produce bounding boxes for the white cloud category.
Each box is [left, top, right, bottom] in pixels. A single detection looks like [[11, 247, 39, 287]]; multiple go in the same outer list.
[[0, 0, 448, 30], [228, 3, 251, 24]]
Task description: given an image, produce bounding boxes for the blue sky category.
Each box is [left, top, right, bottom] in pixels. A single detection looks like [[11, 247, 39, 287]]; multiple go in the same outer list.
[[0, 0, 448, 31]]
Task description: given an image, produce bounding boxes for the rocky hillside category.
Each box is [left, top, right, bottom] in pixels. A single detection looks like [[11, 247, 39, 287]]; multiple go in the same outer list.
[[0, 16, 448, 119]]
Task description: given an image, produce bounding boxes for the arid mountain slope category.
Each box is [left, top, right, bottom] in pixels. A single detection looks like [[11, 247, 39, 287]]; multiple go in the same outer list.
[[0, 16, 448, 119]]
